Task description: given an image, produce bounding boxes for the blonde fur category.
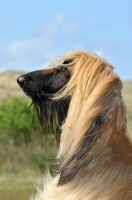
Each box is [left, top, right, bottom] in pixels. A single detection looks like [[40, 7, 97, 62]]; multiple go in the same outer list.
[[32, 51, 132, 200]]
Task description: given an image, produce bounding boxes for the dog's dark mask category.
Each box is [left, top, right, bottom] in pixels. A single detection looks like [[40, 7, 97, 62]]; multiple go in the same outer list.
[[17, 60, 72, 144], [17, 64, 71, 102]]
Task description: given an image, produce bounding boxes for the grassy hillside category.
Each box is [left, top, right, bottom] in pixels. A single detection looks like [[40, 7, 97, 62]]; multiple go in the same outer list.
[[0, 71, 24, 102], [0, 70, 132, 136], [122, 81, 132, 139], [0, 71, 132, 146], [0, 71, 131, 200]]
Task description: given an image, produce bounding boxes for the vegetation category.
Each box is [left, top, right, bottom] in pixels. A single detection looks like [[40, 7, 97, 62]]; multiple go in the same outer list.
[[0, 80, 132, 174], [0, 97, 57, 173], [122, 81, 132, 140], [0, 76, 131, 199], [0, 81, 132, 173]]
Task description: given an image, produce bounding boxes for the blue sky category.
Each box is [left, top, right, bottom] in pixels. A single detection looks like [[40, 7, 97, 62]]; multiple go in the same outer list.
[[0, 0, 132, 80]]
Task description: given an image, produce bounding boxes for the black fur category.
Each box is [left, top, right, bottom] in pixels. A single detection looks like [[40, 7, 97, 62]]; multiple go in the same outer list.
[[33, 98, 70, 145], [17, 61, 72, 144]]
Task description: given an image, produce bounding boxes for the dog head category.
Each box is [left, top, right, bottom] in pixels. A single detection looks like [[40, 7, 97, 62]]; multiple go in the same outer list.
[[17, 59, 73, 144], [17, 60, 72, 103]]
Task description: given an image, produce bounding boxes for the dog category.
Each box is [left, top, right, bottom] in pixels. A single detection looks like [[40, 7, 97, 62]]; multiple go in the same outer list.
[[17, 51, 132, 200]]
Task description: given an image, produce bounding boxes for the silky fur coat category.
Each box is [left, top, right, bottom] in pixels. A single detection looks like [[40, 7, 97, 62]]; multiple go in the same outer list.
[[19, 51, 132, 200]]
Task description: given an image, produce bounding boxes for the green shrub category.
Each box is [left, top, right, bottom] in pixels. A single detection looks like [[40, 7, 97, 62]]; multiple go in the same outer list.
[[0, 97, 42, 144], [0, 97, 57, 173]]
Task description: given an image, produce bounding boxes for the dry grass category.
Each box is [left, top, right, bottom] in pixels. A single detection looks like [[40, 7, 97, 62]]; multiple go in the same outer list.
[[122, 81, 132, 140], [0, 170, 44, 200], [0, 71, 132, 138], [0, 71, 131, 199], [0, 71, 25, 102]]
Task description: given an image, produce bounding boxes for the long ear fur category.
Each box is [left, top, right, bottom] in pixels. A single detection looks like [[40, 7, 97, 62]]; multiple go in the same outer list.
[[52, 51, 130, 185], [58, 112, 106, 185]]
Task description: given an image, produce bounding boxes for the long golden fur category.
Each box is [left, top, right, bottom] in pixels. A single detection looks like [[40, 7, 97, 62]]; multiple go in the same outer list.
[[29, 51, 132, 200]]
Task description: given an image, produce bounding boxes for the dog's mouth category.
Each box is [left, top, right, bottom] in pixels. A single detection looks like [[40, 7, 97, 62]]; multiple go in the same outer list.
[[17, 72, 69, 102], [17, 77, 55, 102]]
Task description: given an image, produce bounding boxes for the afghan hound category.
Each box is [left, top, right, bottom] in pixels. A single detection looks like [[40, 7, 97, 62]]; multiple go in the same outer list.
[[17, 51, 132, 200]]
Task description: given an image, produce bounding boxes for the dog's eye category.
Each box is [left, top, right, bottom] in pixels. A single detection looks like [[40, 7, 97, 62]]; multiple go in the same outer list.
[[62, 60, 72, 65]]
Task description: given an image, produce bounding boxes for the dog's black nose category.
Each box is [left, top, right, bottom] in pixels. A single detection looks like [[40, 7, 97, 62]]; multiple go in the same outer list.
[[17, 76, 25, 86]]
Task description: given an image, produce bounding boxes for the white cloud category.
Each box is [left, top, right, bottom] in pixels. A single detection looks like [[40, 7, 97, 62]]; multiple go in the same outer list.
[[62, 19, 81, 36], [7, 39, 31, 56], [0, 12, 81, 72], [44, 12, 66, 36], [94, 49, 105, 58], [73, 42, 85, 50], [37, 12, 80, 37]]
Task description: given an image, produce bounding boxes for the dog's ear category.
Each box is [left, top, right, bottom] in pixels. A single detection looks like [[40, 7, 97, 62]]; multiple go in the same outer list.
[[58, 112, 106, 186], [87, 112, 106, 135]]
